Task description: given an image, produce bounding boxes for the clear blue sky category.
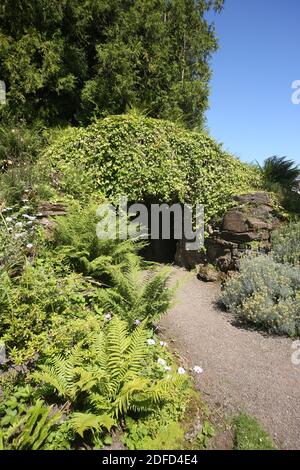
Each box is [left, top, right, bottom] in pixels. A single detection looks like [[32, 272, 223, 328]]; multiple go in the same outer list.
[[206, 0, 300, 165]]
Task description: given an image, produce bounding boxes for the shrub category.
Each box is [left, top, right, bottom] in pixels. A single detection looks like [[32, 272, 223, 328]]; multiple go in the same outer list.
[[39, 115, 262, 221], [220, 255, 300, 336], [0, 120, 46, 167], [0, 261, 104, 364], [0, 202, 42, 276], [272, 221, 300, 266], [0, 119, 54, 205]]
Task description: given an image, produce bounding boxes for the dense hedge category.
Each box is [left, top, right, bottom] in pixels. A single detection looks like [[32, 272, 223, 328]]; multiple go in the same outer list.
[[40, 115, 262, 221]]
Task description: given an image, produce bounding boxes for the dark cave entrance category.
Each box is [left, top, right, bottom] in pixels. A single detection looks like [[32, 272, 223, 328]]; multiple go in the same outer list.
[[136, 201, 180, 264], [141, 237, 178, 263]]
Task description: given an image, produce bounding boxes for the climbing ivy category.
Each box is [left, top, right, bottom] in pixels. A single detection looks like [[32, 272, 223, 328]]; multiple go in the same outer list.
[[40, 114, 262, 221]]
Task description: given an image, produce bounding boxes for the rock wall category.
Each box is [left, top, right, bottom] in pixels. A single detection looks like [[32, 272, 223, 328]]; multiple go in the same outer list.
[[175, 192, 284, 272]]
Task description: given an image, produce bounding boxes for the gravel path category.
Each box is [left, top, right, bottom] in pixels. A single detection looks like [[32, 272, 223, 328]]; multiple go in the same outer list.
[[159, 267, 300, 450]]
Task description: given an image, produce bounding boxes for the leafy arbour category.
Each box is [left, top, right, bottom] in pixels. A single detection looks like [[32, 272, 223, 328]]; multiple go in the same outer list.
[[39, 114, 262, 222]]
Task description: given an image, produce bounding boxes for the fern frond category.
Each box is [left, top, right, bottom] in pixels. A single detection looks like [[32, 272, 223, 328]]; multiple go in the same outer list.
[[126, 322, 148, 374], [111, 377, 150, 418], [6, 400, 61, 450], [70, 412, 101, 438], [106, 317, 130, 380], [33, 355, 77, 400], [70, 412, 115, 438]]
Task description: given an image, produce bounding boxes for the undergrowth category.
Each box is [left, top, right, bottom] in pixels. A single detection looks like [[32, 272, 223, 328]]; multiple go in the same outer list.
[[0, 199, 197, 450]]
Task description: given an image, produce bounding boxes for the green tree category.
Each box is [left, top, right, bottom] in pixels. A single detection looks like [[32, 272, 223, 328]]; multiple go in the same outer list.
[[259, 156, 300, 215], [261, 156, 300, 191], [0, 0, 223, 126]]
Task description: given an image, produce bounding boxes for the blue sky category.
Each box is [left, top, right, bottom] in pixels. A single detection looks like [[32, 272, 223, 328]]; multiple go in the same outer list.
[[206, 0, 300, 165]]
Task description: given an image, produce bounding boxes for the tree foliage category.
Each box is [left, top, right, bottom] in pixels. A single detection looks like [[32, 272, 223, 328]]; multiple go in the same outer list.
[[0, 0, 224, 127], [261, 156, 300, 191]]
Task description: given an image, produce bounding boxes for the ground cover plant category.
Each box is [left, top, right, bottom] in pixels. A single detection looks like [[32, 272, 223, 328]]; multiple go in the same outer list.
[[271, 220, 300, 266], [221, 217, 300, 337], [233, 414, 276, 450]]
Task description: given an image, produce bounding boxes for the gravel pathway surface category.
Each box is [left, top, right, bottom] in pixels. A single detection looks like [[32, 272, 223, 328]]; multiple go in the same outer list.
[[159, 267, 300, 450]]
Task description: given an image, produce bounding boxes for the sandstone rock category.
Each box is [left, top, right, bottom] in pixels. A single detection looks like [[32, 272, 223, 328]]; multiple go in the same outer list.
[[196, 265, 219, 282], [38, 202, 67, 217], [246, 217, 272, 230], [223, 210, 248, 232], [234, 192, 272, 205], [217, 255, 237, 272], [220, 230, 260, 243], [174, 239, 204, 269], [251, 204, 275, 219], [174, 191, 282, 273]]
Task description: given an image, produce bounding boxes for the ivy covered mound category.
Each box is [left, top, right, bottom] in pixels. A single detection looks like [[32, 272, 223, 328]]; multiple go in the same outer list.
[[40, 115, 262, 221]]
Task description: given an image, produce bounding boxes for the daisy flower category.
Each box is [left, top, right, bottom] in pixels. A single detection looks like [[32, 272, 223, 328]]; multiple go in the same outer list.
[[147, 339, 156, 346], [193, 366, 204, 374], [157, 358, 167, 366]]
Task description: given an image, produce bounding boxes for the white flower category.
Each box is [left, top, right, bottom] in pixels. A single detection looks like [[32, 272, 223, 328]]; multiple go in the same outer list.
[[193, 366, 204, 374], [22, 214, 30, 219], [15, 222, 23, 228], [160, 341, 167, 347], [26, 243, 33, 250], [164, 365, 171, 371], [14, 232, 26, 240], [5, 217, 13, 222], [27, 221, 33, 226], [22, 199, 29, 203], [104, 313, 112, 321], [134, 319, 141, 326], [28, 216, 36, 221], [147, 339, 156, 346], [177, 367, 186, 375], [157, 358, 166, 366]]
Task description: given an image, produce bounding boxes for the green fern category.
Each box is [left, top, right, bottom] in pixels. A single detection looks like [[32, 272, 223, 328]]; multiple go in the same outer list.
[[1, 399, 61, 450], [97, 254, 175, 327], [52, 201, 143, 281], [70, 412, 114, 438], [34, 318, 178, 428]]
